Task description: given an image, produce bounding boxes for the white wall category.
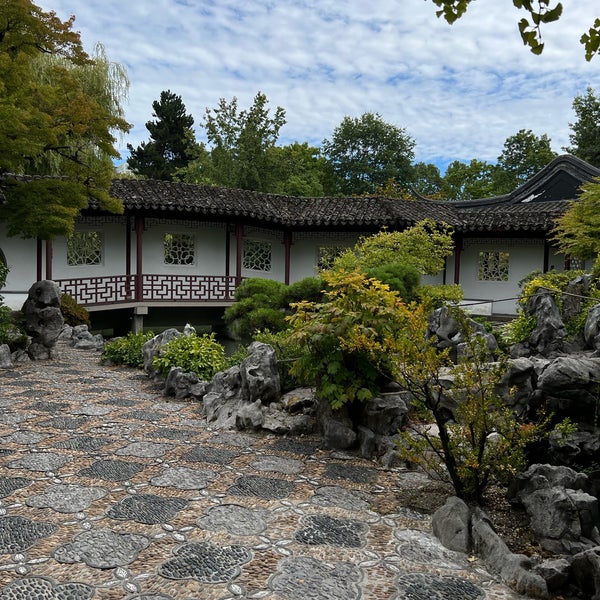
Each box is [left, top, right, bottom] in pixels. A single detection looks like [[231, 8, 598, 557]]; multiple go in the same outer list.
[[0, 223, 39, 309], [448, 237, 546, 315]]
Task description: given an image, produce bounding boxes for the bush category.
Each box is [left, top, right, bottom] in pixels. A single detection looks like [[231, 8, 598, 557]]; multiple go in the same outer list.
[[284, 276, 326, 305], [366, 262, 420, 301], [416, 283, 464, 309], [0, 306, 27, 349], [102, 331, 155, 368], [224, 278, 288, 340], [60, 293, 91, 327], [152, 333, 227, 380]]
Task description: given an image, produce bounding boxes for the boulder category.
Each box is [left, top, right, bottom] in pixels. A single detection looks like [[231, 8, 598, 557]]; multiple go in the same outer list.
[[470, 507, 548, 598], [570, 546, 600, 600], [22, 280, 64, 359], [363, 393, 410, 436], [142, 328, 182, 379], [236, 399, 265, 430], [163, 367, 207, 400], [584, 303, 600, 352], [239, 342, 280, 404], [526, 291, 566, 357], [432, 496, 471, 553], [533, 558, 570, 593], [0, 344, 12, 368]]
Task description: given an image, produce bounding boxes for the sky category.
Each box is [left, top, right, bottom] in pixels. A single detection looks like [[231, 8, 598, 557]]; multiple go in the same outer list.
[[39, 0, 600, 173]]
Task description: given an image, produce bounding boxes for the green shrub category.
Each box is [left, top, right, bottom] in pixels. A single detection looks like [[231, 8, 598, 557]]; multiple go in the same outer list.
[[366, 262, 420, 301], [60, 293, 91, 327], [415, 283, 464, 309], [0, 306, 27, 349], [102, 331, 155, 367], [284, 276, 326, 305], [152, 333, 227, 380], [224, 278, 289, 340]]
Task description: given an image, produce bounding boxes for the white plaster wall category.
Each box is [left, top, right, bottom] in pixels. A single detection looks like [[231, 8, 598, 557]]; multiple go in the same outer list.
[[453, 238, 546, 315], [143, 221, 227, 275], [289, 232, 360, 282], [0, 223, 39, 309], [52, 220, 128, 280]]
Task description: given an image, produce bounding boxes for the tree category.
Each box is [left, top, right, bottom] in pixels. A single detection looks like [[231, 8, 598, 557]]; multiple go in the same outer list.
[[552, 176, 600, 274], [266, 142, 330, 197], [494, 129, 557, 193], [439, 159, 497, 200], [322, 112, 416, 196], [201, 91, 286, 191], [127, 90, 199, 181], [565, 87, 600, 168], [430, 1, 599, 60], [411, 162, 445, 197], [0, 0, 131, 239]]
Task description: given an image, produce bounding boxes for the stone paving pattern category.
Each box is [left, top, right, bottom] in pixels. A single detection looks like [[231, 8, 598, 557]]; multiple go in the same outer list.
[[0, 342, 533, 599]]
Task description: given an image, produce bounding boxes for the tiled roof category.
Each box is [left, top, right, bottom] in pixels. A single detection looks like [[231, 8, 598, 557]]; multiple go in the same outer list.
[[107, 178, 463, 229]]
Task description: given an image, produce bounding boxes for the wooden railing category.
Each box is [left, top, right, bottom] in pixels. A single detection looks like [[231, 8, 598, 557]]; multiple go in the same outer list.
[[56, 274, 238, 307]]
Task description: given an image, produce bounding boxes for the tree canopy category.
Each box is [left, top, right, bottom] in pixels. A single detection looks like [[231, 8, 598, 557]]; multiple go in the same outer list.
[[201, 91, 286, 192], [0, 0, 130, 239], [565, 87, 600, 168], [322, 112, 415, 196], [430, 0, 599, 60], [127, 90, 199, 181], [552, 176, 600, 274]]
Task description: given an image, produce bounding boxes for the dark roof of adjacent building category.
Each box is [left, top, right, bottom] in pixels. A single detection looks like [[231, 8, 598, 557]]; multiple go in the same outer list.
[[6, 155, 598, 234]]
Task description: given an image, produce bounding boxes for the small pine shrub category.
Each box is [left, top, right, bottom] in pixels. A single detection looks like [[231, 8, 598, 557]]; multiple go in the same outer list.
[[60, 293, 91, 327], [0, 306, 28, 349], [102, 331, 155, 368], [152, 333, 227, 380], [366, 262, 420, 301], [284, 276, 326, 305]]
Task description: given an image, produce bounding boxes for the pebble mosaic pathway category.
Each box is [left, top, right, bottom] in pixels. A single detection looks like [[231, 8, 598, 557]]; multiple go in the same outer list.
[[0, 342, 534, 599]]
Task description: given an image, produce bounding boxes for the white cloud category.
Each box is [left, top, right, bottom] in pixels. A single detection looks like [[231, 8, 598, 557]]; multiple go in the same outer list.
[[40, 0, 600, 170]]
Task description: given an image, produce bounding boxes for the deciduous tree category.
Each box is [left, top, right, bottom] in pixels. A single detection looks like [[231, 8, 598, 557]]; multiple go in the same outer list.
[[565, 87, 600, 168], [439, 159, 497, 200], [494, 129, 557, 193], [127, 90, 199, 181], [322, 112, 415, 196], [430, 1, 599, 60], [202, 92, 286, 192], [0, 0, 130, 239]]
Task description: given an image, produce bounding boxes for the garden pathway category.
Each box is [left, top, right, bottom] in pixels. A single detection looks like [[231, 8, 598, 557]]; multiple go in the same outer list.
[[0, 342, 532, 599]]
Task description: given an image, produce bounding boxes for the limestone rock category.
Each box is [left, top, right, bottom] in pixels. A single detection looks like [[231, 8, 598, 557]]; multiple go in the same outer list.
[[0, 344, 12, 368], [526, 291, 566, 357], [432, 496, 471, 554], [584, 303, 600, 351], [142, 328, 182, 379], [239, 342, 280, 404]]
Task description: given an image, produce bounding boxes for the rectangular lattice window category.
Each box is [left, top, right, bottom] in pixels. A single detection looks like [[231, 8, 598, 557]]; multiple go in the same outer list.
[[164, 233, 195, 265], [243, 240, 272, 272], [67, 231, 103, 266], [478, 251, 509, 281], [317, 245, 347, 270]]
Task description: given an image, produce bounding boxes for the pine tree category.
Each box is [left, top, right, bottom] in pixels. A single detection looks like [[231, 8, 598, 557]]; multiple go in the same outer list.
[[127, 90, 199, 180]]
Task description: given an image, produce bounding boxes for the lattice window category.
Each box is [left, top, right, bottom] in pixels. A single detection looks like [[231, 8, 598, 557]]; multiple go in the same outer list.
[[243, 240, 272, 271], [317, 246, 347, 270], [164, 233, 195, 265], [67, 232, 103, 266], [565, 255, 585, 271], [478, 251, 509, 281]]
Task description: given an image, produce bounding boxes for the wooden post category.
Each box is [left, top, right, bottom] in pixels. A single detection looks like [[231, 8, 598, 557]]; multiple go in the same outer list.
[[284, 231, 292, 285], [125, 216, 132, 298], [225, 225, 231, 299], [235, 223, 243, 287], [135, 216, 144, 302], [453, 235, 462, 285], [543, 240, 550, 273]]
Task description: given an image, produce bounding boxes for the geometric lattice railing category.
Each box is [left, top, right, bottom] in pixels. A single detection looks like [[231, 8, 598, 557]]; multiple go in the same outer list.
[[56, 274, 238, 307]]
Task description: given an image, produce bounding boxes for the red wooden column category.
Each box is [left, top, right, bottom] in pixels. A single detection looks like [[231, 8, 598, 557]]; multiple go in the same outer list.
[[135, 216, 144, 302], [283, 231, 292, 285], [543, 240, 550, 273], [45, 240, 53, 280], [125, 216, 132, 298], [225, 225, 232, 299], [235, 223, 243, 287], [453, 235, 463, 285]]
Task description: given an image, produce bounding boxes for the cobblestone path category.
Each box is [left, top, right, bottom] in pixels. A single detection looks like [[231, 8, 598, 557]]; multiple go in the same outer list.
[[0, 343, 532, 599]]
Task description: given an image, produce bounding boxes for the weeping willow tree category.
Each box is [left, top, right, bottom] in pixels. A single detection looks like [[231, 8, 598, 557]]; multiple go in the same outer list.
[[552, 177, 600, 275], [0, 0, 131, 239]]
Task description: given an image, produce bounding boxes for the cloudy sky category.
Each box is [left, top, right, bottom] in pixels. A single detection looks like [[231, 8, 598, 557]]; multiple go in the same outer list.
[[40, 0, 599, 172]]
